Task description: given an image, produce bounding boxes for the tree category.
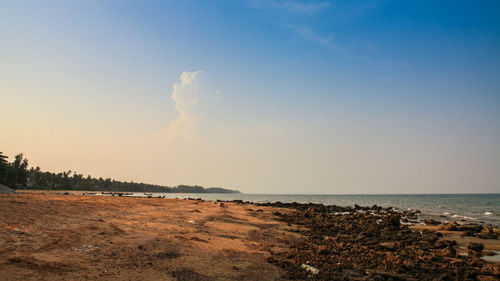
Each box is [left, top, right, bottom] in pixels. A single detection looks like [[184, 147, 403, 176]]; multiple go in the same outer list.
[[12, 153, 29, 187], [1, 149, 240, 193], [0, 151, 11, 185]]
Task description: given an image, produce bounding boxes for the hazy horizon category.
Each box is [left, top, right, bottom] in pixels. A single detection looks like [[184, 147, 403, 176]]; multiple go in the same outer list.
[[1, 1, 499, 194]]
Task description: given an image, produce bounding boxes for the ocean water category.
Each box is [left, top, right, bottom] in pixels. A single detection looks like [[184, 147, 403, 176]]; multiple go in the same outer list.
[[121, 193, 500, 226]]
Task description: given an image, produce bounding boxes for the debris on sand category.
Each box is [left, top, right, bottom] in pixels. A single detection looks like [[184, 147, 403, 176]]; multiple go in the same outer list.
[[301, 264, 319, 275]]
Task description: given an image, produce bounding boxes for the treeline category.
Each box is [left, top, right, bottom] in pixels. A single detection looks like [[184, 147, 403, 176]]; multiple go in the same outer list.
[[0, 151, 240, 193]]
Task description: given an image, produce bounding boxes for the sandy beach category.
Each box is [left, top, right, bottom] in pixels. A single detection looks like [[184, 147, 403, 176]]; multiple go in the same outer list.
[[0, 193, 499, 280], [0, 193, 297, 280]]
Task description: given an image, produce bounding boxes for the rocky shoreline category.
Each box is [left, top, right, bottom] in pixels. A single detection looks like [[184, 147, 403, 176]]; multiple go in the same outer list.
[[253, 202, 500, 280]]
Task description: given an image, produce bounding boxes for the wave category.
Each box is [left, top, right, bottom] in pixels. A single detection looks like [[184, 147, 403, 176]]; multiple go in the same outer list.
[[451, 214, 477, 220]]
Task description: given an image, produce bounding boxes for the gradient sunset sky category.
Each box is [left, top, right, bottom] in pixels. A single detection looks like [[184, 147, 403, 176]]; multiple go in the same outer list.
[[1, 0, 499, 194]]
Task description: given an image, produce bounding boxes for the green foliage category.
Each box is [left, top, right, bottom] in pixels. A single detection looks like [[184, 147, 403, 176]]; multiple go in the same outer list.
[[0, 151, 11, 185], [0, 150, 240, 193], [0, 152, 28, 187], [12, 153, 29, 186]]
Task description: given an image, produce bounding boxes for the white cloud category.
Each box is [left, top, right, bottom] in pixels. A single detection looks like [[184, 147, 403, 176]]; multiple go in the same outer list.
[[165, 70, 203, 140], [273, 1, 330, 14], [248, 1, 337, 50], [288, 24, 337, 50], [280, 1, 330, 14], [250, 0, 330, 14]]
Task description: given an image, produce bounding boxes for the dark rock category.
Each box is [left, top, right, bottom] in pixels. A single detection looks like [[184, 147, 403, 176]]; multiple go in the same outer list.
[[433, 240, 457, 249], [476, 226, 500, 239], [467, 242, 484, 252], [380, 241, 398, 251], [423, 219, 441, 225], [261, 201, 496, 280], [440, 221, 460, 231], [480, 264, 500, 276], [381, 214, 401, 229], [421, 229, 440, 243]]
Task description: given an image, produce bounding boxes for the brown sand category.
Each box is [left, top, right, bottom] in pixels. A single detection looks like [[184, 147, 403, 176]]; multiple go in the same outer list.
[[0, 193, 299, 281]]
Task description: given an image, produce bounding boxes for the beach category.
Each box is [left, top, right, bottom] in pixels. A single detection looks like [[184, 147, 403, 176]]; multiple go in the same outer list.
[[0, 193, 499, 280]]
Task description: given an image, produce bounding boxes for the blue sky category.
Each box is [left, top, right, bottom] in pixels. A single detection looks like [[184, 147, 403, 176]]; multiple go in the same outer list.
[[1, 0, 499, 193]]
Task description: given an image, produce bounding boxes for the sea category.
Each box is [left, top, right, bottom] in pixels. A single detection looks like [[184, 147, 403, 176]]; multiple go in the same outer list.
[[121, 193, 500, 227]]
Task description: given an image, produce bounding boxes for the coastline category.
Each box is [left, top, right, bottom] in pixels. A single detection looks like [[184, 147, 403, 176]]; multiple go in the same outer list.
[[15, 190, 500, 227], [0, 193, 498, 280]]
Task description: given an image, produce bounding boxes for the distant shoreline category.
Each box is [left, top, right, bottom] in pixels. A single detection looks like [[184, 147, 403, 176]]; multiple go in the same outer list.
[[15, 186, 241, 194], [14, 190, 500, 227]]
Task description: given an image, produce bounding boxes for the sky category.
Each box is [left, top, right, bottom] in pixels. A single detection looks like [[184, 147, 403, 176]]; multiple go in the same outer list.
[[1, 0, 499, 194]]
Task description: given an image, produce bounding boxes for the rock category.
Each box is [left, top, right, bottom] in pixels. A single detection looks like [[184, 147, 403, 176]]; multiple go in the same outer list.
[[440, 221, 459, 231], [476, 226, 500, 239], [467, 242, 484, 252], [264, 201, 497, 280], [480, 264, 500, 276], [316, 245, 329, 254], [380, 242, 397, 251], [464, 230, 476, 237], [442, 247, 456, 257], [477, 275, 499, 281], [381, 214, 401, 229], [421, 229, 440, 243], [459, 223, 483, 233], [433, 240, 457, 249], [423, 219, 441, 225]]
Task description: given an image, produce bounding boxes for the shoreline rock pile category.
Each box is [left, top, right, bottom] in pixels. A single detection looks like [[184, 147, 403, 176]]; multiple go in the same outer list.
[[258, 202, 499, 280], [440, 222, 500, 240]]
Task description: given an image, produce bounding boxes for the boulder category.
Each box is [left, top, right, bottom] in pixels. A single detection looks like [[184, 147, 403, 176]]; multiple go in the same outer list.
[[382, 214, 401, 229], [424, 219, 441, 225], [467, 242, 484, 252]]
